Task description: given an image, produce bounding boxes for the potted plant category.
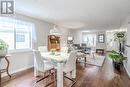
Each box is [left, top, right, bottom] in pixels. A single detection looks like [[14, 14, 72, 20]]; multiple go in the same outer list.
[[108, 50, 126, 70], [0, 39, 8, 56]]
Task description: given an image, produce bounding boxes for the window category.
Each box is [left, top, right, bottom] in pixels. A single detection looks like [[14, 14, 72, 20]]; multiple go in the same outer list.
[[82, 33, 96, 47], [0, 17, 33, 50], [98, 34, 105, 43]]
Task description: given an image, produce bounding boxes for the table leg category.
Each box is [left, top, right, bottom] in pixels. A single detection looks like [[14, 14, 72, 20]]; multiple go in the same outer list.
[[5, 57, 11, 78], [34, 68, 39, 77], [72, 64, 76, 79], [34, 58, 40, 77], [92, 53, 95, 59], [84, 56, 87, 67], [57, 62, 63, 87]]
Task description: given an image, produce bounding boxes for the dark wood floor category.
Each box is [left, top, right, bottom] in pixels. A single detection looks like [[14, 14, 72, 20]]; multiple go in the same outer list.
[[1, 58, 130, 87]]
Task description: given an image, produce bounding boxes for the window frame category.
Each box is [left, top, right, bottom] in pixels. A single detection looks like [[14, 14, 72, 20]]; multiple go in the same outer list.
[[0, 17, 33, 51], [98, 34, 105, 43]]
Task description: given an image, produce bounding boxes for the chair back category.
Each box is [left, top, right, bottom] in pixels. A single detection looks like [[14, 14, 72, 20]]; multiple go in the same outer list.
[[81, 43, 86, 47], [38, 46, 48, 52], [33, 50, 44, 71], [61, 47, 68, 53], [64, 51, 77, 72]]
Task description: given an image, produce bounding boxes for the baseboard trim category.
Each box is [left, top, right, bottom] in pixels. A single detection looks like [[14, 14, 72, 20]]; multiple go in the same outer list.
[[2, 65, 34, 77], [1, 66, 34, 82], [124, 64, 130, 78], [11, 65, 34, 75]]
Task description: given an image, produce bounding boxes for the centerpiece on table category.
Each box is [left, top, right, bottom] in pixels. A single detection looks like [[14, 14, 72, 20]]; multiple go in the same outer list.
[[50, 48, 56, 55], [0, 39, 8, 56]]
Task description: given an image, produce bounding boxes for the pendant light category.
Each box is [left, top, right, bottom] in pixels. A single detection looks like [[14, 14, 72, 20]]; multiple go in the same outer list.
[[49, 25, 61, 36]]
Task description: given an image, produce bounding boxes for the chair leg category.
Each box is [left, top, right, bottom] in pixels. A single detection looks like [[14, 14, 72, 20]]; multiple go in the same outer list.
[[64, 76, 76, 87], [44, 70, 57, 87], [64, 75, 76, 87], [36, 69, 57, 87], [36, 74, 50, 83], [44, 80, 56, 87]]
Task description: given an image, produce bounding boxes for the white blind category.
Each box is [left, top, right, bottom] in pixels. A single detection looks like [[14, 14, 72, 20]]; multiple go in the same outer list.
[[0, 17, 34, 50]]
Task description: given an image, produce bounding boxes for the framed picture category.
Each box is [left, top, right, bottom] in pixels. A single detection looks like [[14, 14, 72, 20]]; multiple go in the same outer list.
[[98, 34, 105, 43]]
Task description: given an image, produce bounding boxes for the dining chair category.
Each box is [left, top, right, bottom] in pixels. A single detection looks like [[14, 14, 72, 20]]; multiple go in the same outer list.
[[33, 50, 55, 86], [38, 46, 52, 66], [76, 52, 86, 63], [38, 46, 48, 52], [63, 51, 77, 86], [61, 46, 68, 53]]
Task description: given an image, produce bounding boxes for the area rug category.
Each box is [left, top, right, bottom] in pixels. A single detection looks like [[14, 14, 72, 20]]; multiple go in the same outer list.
[[79, 54, 106, 67]]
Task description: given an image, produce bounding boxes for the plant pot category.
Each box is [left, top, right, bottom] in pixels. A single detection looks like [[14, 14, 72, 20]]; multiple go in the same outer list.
[[0, 49, 8, 56], [113, 61, 122, 71]]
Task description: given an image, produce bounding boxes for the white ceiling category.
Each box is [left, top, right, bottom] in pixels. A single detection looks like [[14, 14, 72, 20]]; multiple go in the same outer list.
[[15, 0, 130, 29]]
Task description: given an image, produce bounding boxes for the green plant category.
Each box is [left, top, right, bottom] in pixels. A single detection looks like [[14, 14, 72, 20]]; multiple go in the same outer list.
[[50, 48, 56, 55], [0, 39, 8, 50], [108, 50, 125, 62]]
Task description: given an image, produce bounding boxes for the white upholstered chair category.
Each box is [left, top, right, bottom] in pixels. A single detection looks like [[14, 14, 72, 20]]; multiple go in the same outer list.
[[63, 51, 77, 86], [38, 46, 48, 52], [38, 46, 51, 64], [76, 52, 86, 63], [33, 50, 55, 86]]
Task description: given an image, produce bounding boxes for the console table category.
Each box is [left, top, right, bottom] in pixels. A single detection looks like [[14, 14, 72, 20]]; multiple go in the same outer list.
[[0, 55, 11, 84]]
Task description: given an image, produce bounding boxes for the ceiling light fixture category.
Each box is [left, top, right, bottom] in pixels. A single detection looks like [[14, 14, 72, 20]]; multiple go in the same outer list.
[[49, 25, 61, 36]]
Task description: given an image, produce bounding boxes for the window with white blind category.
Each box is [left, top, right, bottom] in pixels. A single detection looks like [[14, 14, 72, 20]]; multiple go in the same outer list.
[[0, 17, 33, 50], [82, 33, 96, 47]]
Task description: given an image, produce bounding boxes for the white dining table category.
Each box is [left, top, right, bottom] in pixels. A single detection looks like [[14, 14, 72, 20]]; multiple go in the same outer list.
[[35, 52, 76, 87]]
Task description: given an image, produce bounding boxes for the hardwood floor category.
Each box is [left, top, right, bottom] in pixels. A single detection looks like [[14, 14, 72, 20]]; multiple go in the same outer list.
[[1, 58, 130, 87]]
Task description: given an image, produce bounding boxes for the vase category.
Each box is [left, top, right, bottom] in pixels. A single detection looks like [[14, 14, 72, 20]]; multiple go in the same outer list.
[[0, 49, 8, 56], [113, 61, 123, 71]]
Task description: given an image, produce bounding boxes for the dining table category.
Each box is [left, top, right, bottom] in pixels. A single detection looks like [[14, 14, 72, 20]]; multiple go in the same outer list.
[[34, 52, 76, 87]]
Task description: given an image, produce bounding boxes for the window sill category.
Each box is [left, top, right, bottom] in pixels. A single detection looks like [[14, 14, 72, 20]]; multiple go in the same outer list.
[[9, 49, 33, 54]]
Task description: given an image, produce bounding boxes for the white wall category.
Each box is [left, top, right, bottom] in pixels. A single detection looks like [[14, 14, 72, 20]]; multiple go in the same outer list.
[[70, 29, 106, 49], [1, 14, 53, 77], [121, 15, 130, 77], [1, 51, 34, 75], [120, 15, 130, 45], [69, 30, 82, 44], [127, 24, 130, 45], [57, 26, 71, 46]]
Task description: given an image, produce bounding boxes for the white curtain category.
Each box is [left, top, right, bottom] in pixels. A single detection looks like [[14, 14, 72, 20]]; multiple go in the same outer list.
[[32, 24, 37, 49], [82, 33, 96, 47], [106, 29, 127, 51]]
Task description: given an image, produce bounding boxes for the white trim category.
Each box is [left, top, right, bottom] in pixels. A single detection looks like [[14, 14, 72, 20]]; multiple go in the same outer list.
[[1, 65, 33, 77], [124, 63, 130, 78], [9, 49, 33, 54]]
